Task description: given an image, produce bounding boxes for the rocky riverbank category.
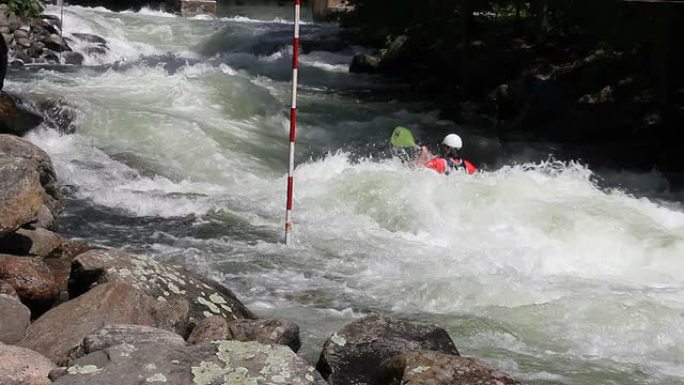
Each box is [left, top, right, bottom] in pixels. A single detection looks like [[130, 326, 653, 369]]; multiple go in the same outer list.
[[0, 130, 522, 385]]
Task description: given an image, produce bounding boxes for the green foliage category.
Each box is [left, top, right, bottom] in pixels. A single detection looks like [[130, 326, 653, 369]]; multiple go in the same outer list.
[[4, 0, 44, 17]]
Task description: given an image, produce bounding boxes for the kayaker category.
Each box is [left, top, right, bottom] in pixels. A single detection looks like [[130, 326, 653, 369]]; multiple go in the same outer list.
[[416, 133, 478, 175]]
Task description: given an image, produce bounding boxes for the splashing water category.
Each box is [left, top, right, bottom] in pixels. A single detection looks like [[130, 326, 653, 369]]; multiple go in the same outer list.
[[11, 5, 684, 385]]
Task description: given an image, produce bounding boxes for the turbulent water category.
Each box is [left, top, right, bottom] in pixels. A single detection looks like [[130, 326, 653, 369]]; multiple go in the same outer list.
[[10, 5, 684, 384]]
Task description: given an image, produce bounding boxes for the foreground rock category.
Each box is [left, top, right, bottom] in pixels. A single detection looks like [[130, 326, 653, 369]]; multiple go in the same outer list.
[[0, 293, 30, 344], [69, 324, 185, 360], [0, 134, 63, 233], [70, 249, 255, 336], [0, 92, 44, 136], [53, 339, 326, 385], [317, 315, 459, 385], [379, 351, 521, 385], [0, 254, 59, 315], [20, 282, 159, 363], [188, 316, 301, 352], [0, 343, 55, 385]]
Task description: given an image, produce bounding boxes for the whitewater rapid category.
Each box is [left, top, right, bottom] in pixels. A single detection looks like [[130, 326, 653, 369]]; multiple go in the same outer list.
[[11, 5, 684, 385]]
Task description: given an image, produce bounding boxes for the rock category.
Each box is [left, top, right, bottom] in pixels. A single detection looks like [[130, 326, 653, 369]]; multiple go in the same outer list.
[[14, 49, 31, 63], [15, 37, 31, 48], [0, 94, 44, 136], [71, 324, 185, 359], [44, 34, 67, 52], [188, 317, 301, 352], [0, 254, 59, 315], [36, 98, 77, 134], [70, 249, 255, 336], [0, 158, 43, 236], [72, 32, 107, 45], [0, 293, 31, 343], [13, 29, 28, 40], [350, 53, 380, 74], [27, 41, 45, 58], [316, 315, 459, 385], [0, 279, 18, 298], [41, 49, 59, 63], [187, 315, 228, 344], [54, 340, 326, 385], [0, 228, 63, 257], [0, 134, 63, 229], [42, 240, 91, 303], [7, 14, 22, 31], [19, 282, 158, 363], [85, 45, 108, 56], [0, 343, 55, 385], [379, 351, 521, 385], [63, 51, 84, 65]]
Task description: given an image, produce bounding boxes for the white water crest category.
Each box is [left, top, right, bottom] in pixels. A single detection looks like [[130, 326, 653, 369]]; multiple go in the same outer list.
[[11, 5, 684, 385]]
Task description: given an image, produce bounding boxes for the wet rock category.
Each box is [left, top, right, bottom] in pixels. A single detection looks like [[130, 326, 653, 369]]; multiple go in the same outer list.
[[0, 134, 63, 229], [316, 315, 459, 385], [85, 45, 108, 56], [0, 294, 31, 344], [0, 343, 55, 385], [72, 32, 107, 45], [14, 48, 31, 63], [44, 34, 67, 52], [19, 282, 158, 363], [188, 316, 301, 352], [0, 228, 63, 258], [35, 98, 77, 134], [350, 53, 380, 74], [70, 249, 255, 337], [0, 95, 44, 136], [0, 254, 59, 315], [379, 351, 521, 385], [63, 51, 84, 65], [54, 340, 327, 385]]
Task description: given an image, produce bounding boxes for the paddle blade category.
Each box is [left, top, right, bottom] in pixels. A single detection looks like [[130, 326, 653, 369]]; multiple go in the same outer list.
[[391, 126, 416, 148]]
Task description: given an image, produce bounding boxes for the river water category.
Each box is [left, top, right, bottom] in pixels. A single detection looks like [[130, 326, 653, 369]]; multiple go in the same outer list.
[[9, 5, 684, 385]]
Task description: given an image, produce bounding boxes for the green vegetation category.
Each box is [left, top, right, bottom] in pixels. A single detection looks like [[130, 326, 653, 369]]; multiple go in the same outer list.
[[3, 0, 44, 17]]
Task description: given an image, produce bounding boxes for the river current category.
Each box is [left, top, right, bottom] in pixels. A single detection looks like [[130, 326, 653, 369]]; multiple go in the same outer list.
[[9, 5, 684, 384]]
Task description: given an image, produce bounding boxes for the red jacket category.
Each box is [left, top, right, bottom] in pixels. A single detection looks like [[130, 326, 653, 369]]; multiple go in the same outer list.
[[425, 157, 477, 175]]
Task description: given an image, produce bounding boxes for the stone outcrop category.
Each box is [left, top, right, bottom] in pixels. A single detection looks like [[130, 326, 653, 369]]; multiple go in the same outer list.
[[69, 249, 255, 336], [379, 351, 521, 385], [317, 315, 459, 385], [0, 343, 55, 385], [0, 293, 30, 344], [53, 339, 327, 385], [0, 135, 63, 233], [188, 316, 301, 352]]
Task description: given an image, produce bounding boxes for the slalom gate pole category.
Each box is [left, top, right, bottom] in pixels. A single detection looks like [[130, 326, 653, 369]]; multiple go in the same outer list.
[[284, 0, 301, 245]]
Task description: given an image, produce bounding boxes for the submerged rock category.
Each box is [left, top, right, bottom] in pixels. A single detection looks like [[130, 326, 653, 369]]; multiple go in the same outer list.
[[317, 315, 459, 385], [379, 351, 521, 385]]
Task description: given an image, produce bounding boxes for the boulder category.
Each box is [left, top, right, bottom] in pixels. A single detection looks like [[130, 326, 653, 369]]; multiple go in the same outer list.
[[0, 279, 18, 298], [44, 34, 68, 52], [0, 294, 31, 344], [0, 134, 63, 229], [35, 98, 78, 135], [0, 343, 55, 385], [19, 282, 158, 363], [188, 316, 301, 352], [42, 240, 91, 302], [85, 45, 108, 56], [72, 32, 107, 45], [379, 351, 521, 385], [70, 324, 185, 360], [350, 53, 380, 74], [0, 228, 63, 257], [69, 249, 255, 337], [54, 340, 327, 385], [316, 315, 459, 385], [63, 51, 84, 65], [0, 254, 59, 315]]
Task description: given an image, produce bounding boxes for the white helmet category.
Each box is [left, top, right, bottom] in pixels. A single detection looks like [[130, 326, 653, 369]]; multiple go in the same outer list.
[[442, 133, 463, 150]]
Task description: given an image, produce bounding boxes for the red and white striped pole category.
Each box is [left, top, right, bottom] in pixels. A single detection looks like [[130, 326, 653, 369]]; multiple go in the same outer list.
[[284, 0, 301, 245]]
